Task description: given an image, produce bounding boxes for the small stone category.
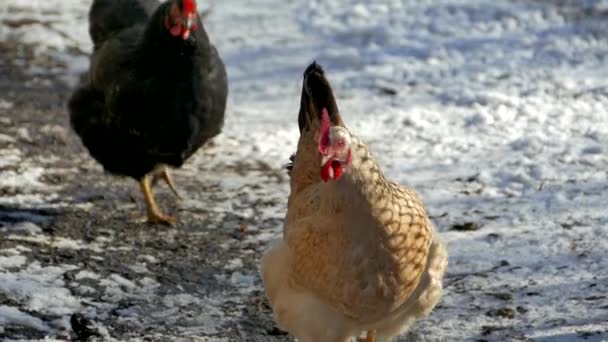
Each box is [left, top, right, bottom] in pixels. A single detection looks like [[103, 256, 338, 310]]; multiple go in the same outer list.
[[497, 308, 515, 318], [450, 222, 481, 231], [70, 313, 100, 340], [488, 292, 512, 301]]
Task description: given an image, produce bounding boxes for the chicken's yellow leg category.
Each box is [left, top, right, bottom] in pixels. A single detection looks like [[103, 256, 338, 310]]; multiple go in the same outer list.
[[139, 175, 176, 225], [151, 168, 181, 199], [160, 168, 181, 199]]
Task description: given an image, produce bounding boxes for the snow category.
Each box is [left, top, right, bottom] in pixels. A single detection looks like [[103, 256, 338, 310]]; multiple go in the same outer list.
[[0, 255, 27, 269], [1, 222, 44, 235], [1, 0, 608, 341], [230, 271, 257, 291], [5, 234, 110, 253], [0, 262, 81, 317], [0, 306, 50, 332]]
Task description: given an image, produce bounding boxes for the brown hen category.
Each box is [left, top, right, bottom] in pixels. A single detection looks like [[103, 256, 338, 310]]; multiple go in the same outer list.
[[261, 62, 447, 342]]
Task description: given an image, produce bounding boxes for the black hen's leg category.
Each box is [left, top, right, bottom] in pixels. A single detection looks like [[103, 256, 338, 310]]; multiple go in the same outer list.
[[151, 167, 181, 199], [139, 175, 176, 225]]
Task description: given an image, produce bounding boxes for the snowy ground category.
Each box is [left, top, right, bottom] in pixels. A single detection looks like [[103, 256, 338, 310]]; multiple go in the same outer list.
[[0, 0, 607, 341]]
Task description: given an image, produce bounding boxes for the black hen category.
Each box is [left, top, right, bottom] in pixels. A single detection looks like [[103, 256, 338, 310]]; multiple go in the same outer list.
[[69, 0, 228, 224]]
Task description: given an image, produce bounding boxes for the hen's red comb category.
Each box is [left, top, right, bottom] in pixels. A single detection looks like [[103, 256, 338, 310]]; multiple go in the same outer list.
[[183, 0, 196, 13]]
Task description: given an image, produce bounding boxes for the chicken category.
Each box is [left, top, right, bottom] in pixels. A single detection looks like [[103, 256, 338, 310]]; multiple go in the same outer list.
[[68, 0, 228, 224], [261, 62, 447, 342]]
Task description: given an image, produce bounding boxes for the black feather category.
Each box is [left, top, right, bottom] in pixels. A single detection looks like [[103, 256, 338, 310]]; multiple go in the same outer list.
[[69, 0, 228, 180], [298, 61, 342, 133], [88, 0, 159, 49]]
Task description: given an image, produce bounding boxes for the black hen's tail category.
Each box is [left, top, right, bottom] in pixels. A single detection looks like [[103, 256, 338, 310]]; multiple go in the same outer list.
[[89, 0, 160, 48]]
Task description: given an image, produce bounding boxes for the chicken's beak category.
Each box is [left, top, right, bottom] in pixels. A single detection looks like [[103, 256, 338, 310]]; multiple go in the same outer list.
[[321, 150, 352, 168], [181, 23, 191, 40], [181, 14, 195, 40], [321, 155, 332, 166], [321, 155, 346, 167]]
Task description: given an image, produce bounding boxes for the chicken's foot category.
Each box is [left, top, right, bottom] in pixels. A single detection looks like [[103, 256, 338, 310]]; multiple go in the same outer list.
[[364, 330, 376, 342], [139, 175, 176, 225], [151, 167, 181, 199]]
